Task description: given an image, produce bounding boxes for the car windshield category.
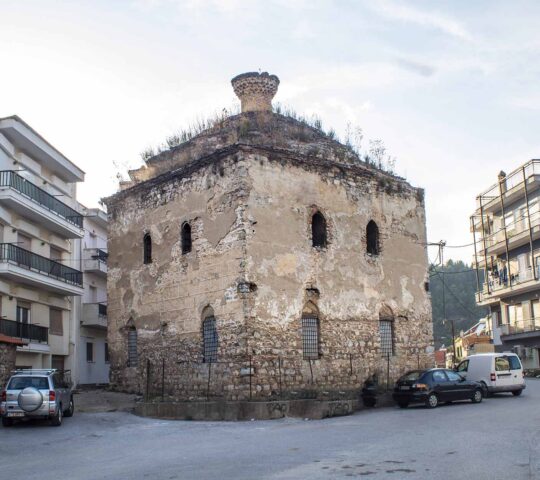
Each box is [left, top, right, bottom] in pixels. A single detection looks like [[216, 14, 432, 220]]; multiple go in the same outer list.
[[399, 371, 423, 382], [8, 376, 49, 390]]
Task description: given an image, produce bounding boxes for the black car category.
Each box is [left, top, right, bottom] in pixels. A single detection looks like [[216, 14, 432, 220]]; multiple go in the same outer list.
[[392, 368, 484, 409]]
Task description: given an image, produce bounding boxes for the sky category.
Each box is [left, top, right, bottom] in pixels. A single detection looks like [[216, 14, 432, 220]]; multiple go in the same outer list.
[[1, 0, 540, 264]]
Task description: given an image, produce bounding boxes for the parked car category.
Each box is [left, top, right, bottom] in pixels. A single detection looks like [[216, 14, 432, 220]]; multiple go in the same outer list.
[[456, 353, 526, 397], [0, 369, 74, 427], [392, 368, 483, 409]]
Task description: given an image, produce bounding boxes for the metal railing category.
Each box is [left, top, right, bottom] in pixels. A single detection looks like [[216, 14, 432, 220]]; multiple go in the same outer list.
[[93, 249, 108, 263], [0, 170, 83, 228], [500, 319, 540, 336], [0, 243, 82, 287], [0, 318, 48, 343]]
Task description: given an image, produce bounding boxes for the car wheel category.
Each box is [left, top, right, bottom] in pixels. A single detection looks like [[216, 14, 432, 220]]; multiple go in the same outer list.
[[471, 389, 483, 404], [2, 417, 13, 427], [64, 397, 74, 417], [512, 389, 523, 397], [50, 405, 63, 426], [398, 402, 408, 409], [426, 393, 438, 409]]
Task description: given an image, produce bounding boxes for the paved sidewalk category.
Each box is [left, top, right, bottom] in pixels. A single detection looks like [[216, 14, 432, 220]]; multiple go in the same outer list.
[[74, 389, 139, 413]]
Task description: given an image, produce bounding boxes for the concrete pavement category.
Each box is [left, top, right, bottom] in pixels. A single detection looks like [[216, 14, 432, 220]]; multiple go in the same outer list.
[[1, 380, 539, 480]]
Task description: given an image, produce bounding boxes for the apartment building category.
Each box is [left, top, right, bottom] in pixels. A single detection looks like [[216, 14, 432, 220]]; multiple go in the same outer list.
[[0, 116, 84, 374], [77, 207, 109, 385], [472, 160, 540, 369]]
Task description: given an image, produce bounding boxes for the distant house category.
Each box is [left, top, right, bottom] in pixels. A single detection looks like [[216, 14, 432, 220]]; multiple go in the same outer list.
[[452, 319, 494, 366]]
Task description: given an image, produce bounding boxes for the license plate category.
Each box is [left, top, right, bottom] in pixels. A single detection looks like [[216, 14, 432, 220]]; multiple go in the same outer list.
[[6, 412, 25, 417], [400, 386, 410, 391]]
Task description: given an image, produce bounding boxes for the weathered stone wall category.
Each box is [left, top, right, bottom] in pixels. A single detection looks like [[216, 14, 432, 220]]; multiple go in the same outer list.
[[0, 342, 17, 387], [106, 111, 434, 402], [242, 154, 433, 397], [107, 156, 251, 396]]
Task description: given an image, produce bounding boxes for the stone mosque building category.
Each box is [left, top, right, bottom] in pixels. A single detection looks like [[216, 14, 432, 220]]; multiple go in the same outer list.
[[104, 72, 433, 401]]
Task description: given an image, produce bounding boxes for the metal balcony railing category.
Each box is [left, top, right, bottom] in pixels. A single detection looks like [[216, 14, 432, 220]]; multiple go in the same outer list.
[[0, 170, 83, 228], [0, 243, 83, 287], [91, 249, 108, 264], [500, 319, 540, 336], [0, 318, 48, 343]]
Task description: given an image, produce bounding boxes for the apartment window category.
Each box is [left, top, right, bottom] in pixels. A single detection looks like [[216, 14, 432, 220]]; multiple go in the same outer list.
[[143, 233, 152, 264], [18, 233, 31, 251], [181, 222, 192, 254], [367, 220, 380, 256], [50, 246, 62, 262], [104, 342, 109, 363], [202, 308, 218, 363], [86, 342, 94, 363], [507, 304, 523, 326], [127, 327, 138, 367], [311, 211, 327, 248], [16, 302, 30, 324], [49, 308, 63, 336]]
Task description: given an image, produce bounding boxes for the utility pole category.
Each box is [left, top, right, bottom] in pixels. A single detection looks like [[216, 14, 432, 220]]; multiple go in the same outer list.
[[437, 240, 456, 367]]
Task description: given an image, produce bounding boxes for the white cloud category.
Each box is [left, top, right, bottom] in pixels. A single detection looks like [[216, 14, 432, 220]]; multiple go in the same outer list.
[[369, 0, 474, 42]]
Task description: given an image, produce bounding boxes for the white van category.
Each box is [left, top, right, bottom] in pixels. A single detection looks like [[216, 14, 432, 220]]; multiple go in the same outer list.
[[456, 353, 526, 396]]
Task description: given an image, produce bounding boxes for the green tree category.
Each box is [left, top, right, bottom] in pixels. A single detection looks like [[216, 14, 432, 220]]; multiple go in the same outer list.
[[429, 260, 488, 348]]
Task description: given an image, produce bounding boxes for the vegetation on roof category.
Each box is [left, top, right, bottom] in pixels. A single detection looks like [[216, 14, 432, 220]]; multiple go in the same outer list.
[[139, 103, 398, 175]]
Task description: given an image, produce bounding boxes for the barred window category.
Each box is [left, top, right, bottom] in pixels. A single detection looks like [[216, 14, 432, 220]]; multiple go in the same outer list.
[[302, 316, 320, 359], [203, 316, 218, 363], [312, 211, 327, 248], [143, 233, 152, 264], [127, 327, 138, 367], [379, 319, 394, 357], [181, 222, 192, 254]]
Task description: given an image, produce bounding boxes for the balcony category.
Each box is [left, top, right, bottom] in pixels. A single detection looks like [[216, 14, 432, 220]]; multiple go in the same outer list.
[[0, 318, 48, 344], [0, 170, 83, 238], [500, 320, 540, 342], [476, 160, 540, 215], [0, 243, 83, 296], [81, 303, 107, 329], [476, 267, 540, 305], [83, 248, 108, 276]]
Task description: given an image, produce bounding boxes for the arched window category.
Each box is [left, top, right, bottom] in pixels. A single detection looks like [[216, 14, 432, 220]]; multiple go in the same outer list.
[[302, 302, 320, 359], [366, 220, 379, 256], [143, 233, 152, 264], [311, 211, 327, 248], [181, 222, 192, 254], [127, 325, 138, 367], [379, 306, 394, 357], [202, 306, 218, 363]]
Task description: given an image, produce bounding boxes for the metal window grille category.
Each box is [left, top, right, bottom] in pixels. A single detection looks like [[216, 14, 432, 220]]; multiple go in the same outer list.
[[203, 317, 218, 363], [127, 329, 138, 367], [302, 316, 320, 359], [379, 320, 394, 356]]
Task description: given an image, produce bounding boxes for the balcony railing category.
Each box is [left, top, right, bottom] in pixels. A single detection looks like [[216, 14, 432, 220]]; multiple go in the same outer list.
[[0, 318, 48, 343], [500, 319, 540, 336], [0, 170, 83, 228], [92, 249, 108, 263], [0, 243, 82, 287]]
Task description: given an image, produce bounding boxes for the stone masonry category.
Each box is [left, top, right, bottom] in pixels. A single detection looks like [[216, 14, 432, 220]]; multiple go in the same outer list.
[[105, 72, 434, 401]]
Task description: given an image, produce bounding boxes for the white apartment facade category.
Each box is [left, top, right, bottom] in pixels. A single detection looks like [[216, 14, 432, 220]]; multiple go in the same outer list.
[[0, 116, 84, 375], [76, 207, 109, 385], [472, 160, 540, 369]]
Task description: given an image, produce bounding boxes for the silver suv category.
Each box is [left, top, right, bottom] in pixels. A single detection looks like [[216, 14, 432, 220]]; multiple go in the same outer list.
[[1, 369, 74, 427]]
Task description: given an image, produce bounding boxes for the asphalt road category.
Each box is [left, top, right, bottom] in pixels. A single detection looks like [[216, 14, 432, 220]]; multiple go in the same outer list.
[[2, 380, 539, 480]]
